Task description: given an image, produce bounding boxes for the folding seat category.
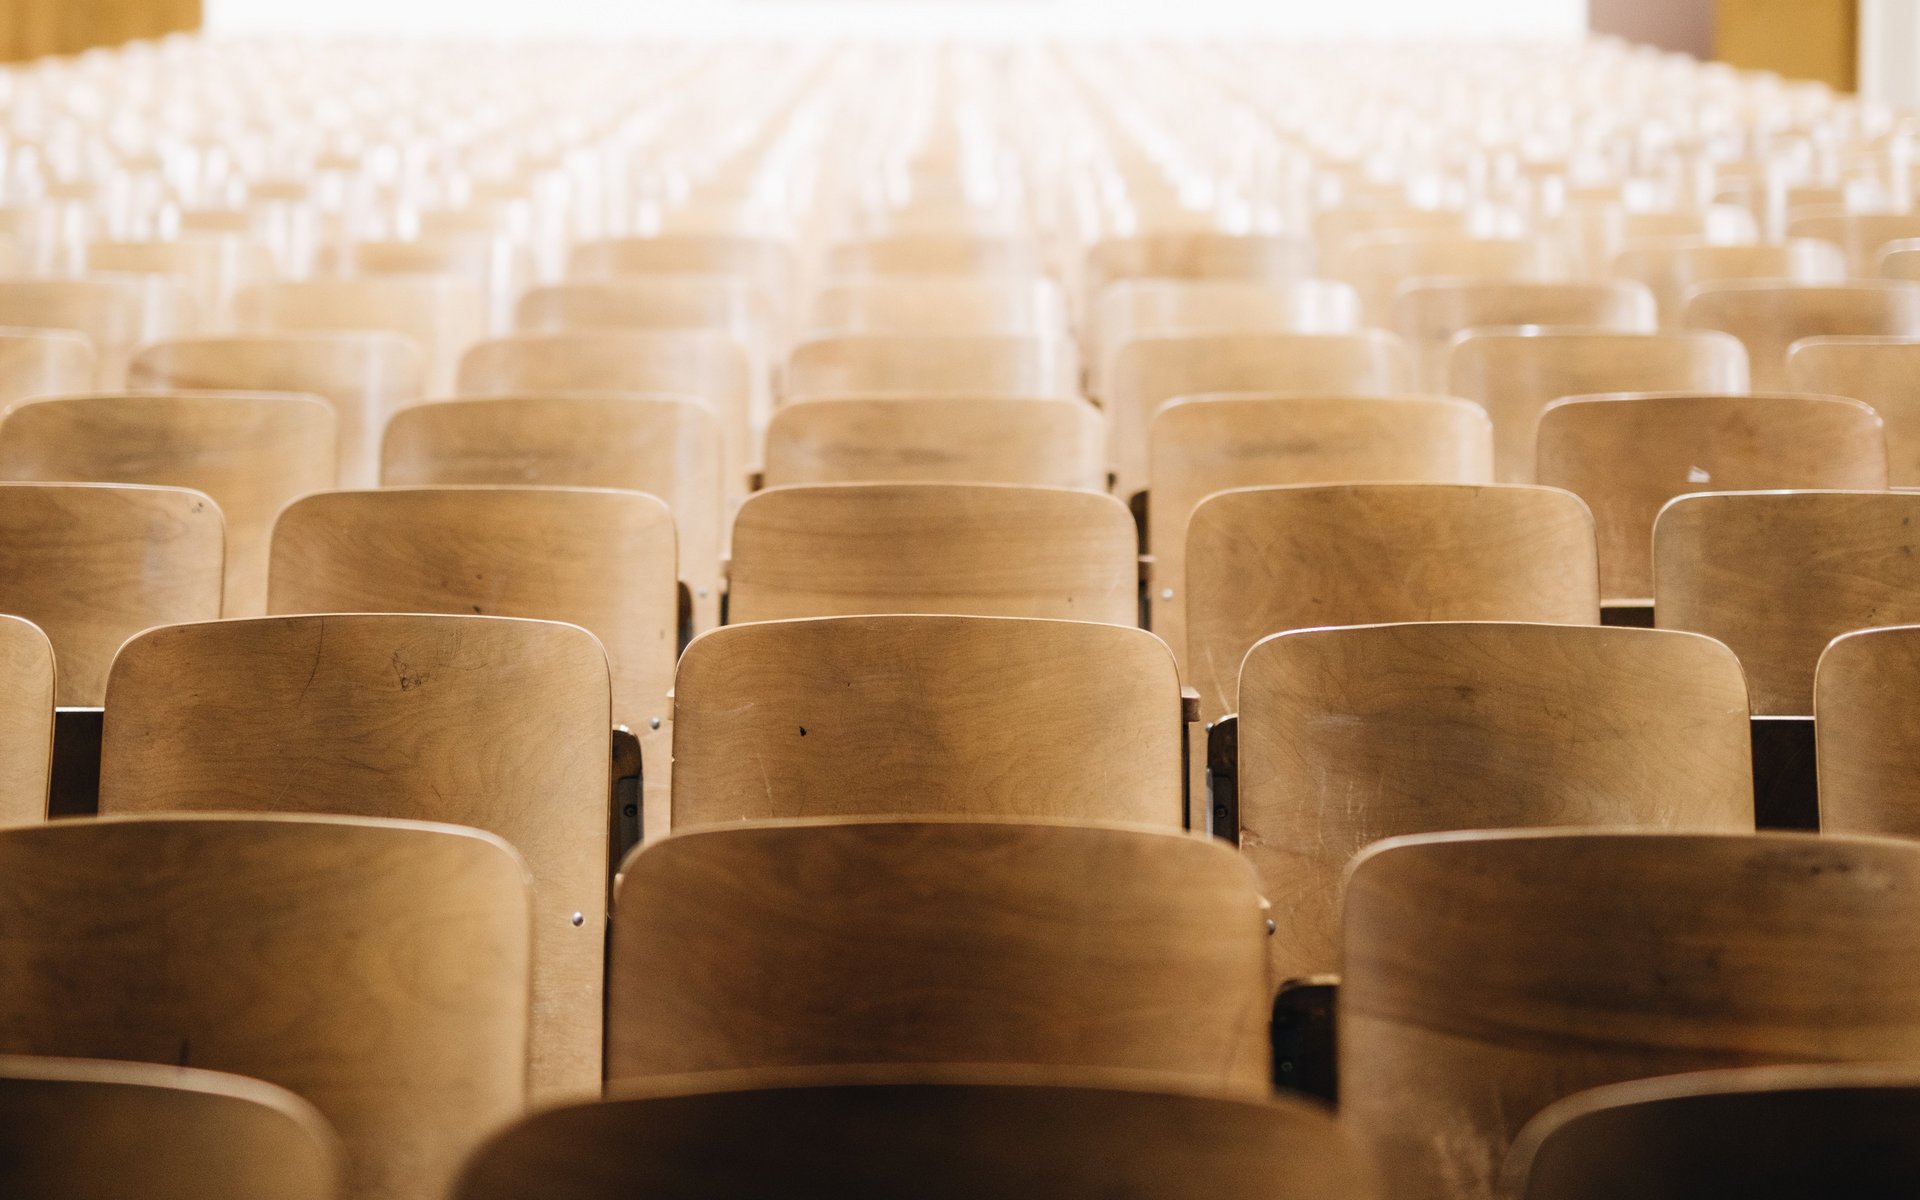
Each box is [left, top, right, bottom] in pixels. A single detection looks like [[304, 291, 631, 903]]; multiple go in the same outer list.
[[1506, 1065, 1920, 1200], [0, 815, 530, 1200], [607, 818, 1269, 1086], [1786, 336, 1920, 483], [1238, 622, 1750, 978], [1185, 483, 1599, 717], [804, 278, 1068, 337], [98, 614, 610, 1098], [1654, 491, 1920, 714], [1612, 239, 1846, 328], [727, 483, 1137, 626], [84, 238, 276, 325], [0, 392, 334, 616], [821, 232, 1043, 277], [1091, 278, 1362, 399], [1343, 830, 1920, 1200], [1537, 393, 1887, 606], [1327, 232, 1566, 326], [0, 276, 196, 388], [455, 1067, 1377, 1200], [235, 277, 487, 394], [784, 332, 1079, 400], [1446, 329, 1749, 482], [762, 395, 1104, 489], [1148, 395, 1493, 658], [1109, 331, 1414, 498], [1812, 626, 1920, 835], [128, 333, 427, 488], [1391, 279, 1656, 389], [1785, 207, 1920, 276], [0, 329, 93, 409], [0, 1057, 341, 1200], [1684, 281, 1920, 390]]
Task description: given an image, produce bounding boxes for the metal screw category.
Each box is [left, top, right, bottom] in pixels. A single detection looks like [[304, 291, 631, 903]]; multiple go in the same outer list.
[[1160, 588, 1174, 601], [696, 588, 709, 598], [570, 912, 585, 927], [1265, 918, 1276, 935], [649, 717, 661, 729]]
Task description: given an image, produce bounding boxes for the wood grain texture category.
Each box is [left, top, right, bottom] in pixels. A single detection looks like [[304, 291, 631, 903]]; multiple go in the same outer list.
[[129, 333, 427, 488], [1446, 329, 1750, 482], [1684, 281, 1920, 391], [1240, 622, 1752, 979], [456, 1066, 1378, 1200], [1654, 490, 1920, 714], [1328, 233, 1565, 327], [0, 814, 530, 1200], [0, 615, 52, 827], [672, 615, 1183, 827], [1788, 335, 1920, 485], [1813, 626, 1920, 836], [608, 818, 1271, 1087], [234, 277, 486, 394], [806, 279, 1067, 336], [0, 482, 221, 704], [728, 483, 1138, 626], [0, 330, 94, 410], [1148, 394, 1494, 669], [0, 1056, 342, 1200], [1092, 278, 1361, 398], [1613, 239, 1846, 328], [1184, 483, 1599, 719], [1390, 279, 1655, 389], [0, 277, 195, 388], [1538, 392, 1888, 601], [1342, 830, 1920, 1200], [785, 333, 1079, 400], [98, 614, 609, 1098], [763, 395, 1104, 489], [0, 392, 335, 616]]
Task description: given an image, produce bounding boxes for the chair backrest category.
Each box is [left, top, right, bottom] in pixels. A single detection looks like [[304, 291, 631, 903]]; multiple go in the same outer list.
[[1684, 281, 1920, 391], [1343, 829, 1920, 1200], [1185, 483, 1599, 717], [454, 1067, 1379, 1200], [785, 334, 1078, 400], [1391, 279, 1656, 389], [0, 392, 335, 616], [672, 615, 1183, 828], [234, 277, 484, 394], [1241, 622, 1751, 978], [1537, 392, 1888, 602], [128, 333, 427, 489], [0, 276, 195, 388], [1092, 278, 1363, 397], [98, 613, 609, 1097], [567, 233, 794, 308], [0, 814, 530, 1200], [1813, 625, 1920, 836], [0, 1056, 343, 1200], [763, 395, 1104, 489], [1082, 232, 1313, 310], [1148, 395, 1494, 661], [1109, 331, 1415, 497], [1787, 335, 1920, 485], [1506, 1064, 1920, 1200], [727, 483, 1138, 626], [0, 615, 52, 826], [1655, 490, 1920, 714], [806, 278, 1066, 337], [513, 277, 773, 362], [0, 483, 222, 704], [1611, 239, 1847, 326], [1786, 207, 1920, 275], [0, 329, 94, 408], [1330, 232, 1565, 326], [85, 238, 274, 323], [1446, 329, 1750, 483], [608, 818, 1270, 1087], [824, 231, 1041, 276]]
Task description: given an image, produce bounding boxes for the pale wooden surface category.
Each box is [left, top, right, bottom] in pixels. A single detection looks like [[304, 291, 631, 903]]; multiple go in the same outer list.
[[456, 1066, 1379, 1200], [0, 482, 222, 705], [1446, 329, 1751, 482], [0, 814, 531, 1200], [1814, 626, 1920, 836], [0, 277, 195, 388], [1184, 483, 1599, 718], [1788, 336, 1920, 485], [1612, 239, 1847, 327], [1148, 394, 1494, 664], [728, 483, 1138, 626], [1537, 392, 1888, 601], [234, 277, 484, 394], [0, 1056, 344, 1200], [1684, 281, 1920, 391], [0, 615, 53, 827], [513, 278, 774, 367], [1390, 279, 1655, 389], [785, 333, 1079, 400], [763, 395, 1104, 489], [1329, 232, 1565, 326], [1083, 232, 1313, 312], [1655, 490, 1920, 714], [608, 818, 1271, 1087], [1787, 208, 1920, 276], [129, 333, 427, 488], [567, 233, 795, 307], [806, 278, 1066, 336], [0, 330, 94, 410], [85, 239, 274, 325], [672, 615, 1184, 827], [824, 232, 1042, 276], [1092, 278, 1361, 398], [1109, 330, 1415, 497], [1343, 829, 1920, 1200], [98, 614, 609, 1099], [1241, 622, 1751, 980], [0, 392, 335, 616]]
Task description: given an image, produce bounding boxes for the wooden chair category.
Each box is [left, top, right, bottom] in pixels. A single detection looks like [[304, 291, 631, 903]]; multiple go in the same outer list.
[[1506, 1064, 1920, 1200], [1446, 329, 1750, 482], [785, 333, 1079, 400], [608, 818, 1270, 1087], [1684, 281, 1920, 391], [1812, 625, 1920, 836], [0, 1056, 342, 1200], [805, 278, 1067, 336], [99, 614, 610, 1099], [823, 231, 1042, 276], [1241, 622, 1751, 979], [763, 395, 1104, 489], [567, 234, 794, 313], [1185, 483, 1599, 717], [1787, 336, 1920, 485], [1109, 331, 1415, 498], [1082, 232, 1313, 313], [0, 483, 221, 705], [234, 278, 486, 394], [728, 483, 1137, 626], [454, 1066, 1379, 1200], [1537, 393, 1888, 604], [128, 333, 428, 488], [0, 814, 530, 1200], [0, 392, 335, 616], [1091, 278, 1361, 399], [0, 615, 52, 826], [1786, 207, 1920, 276], [380, 395, 725, 631], [1880, 238, 1920, 281], [672, 615, 1183, 828], [1390, 279, 1656, 389], [1329, 232, 1565, 326], [1612, 239, 1847, 327], [1343, 829, 1920, 1200], [513, 278, 774, 368], [84, 238, 275, 325], [0, 330, 94, 410], [0, 276, 195, 388], [1655, 490, 1920, 714]]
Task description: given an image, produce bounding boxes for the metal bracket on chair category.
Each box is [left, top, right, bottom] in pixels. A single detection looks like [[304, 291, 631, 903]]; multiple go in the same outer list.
[[1272, 976, 1339, 1105], [608, 727, 644, 887], [48, 707, 102, 819], [1751, 715, 1818, 831], [1207, 714, 1238, 845]]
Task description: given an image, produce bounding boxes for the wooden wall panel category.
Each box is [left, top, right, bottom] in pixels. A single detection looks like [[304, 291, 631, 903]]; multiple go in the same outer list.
[[0, 0, 201, 63], [1717, 0, 1857, 90]]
